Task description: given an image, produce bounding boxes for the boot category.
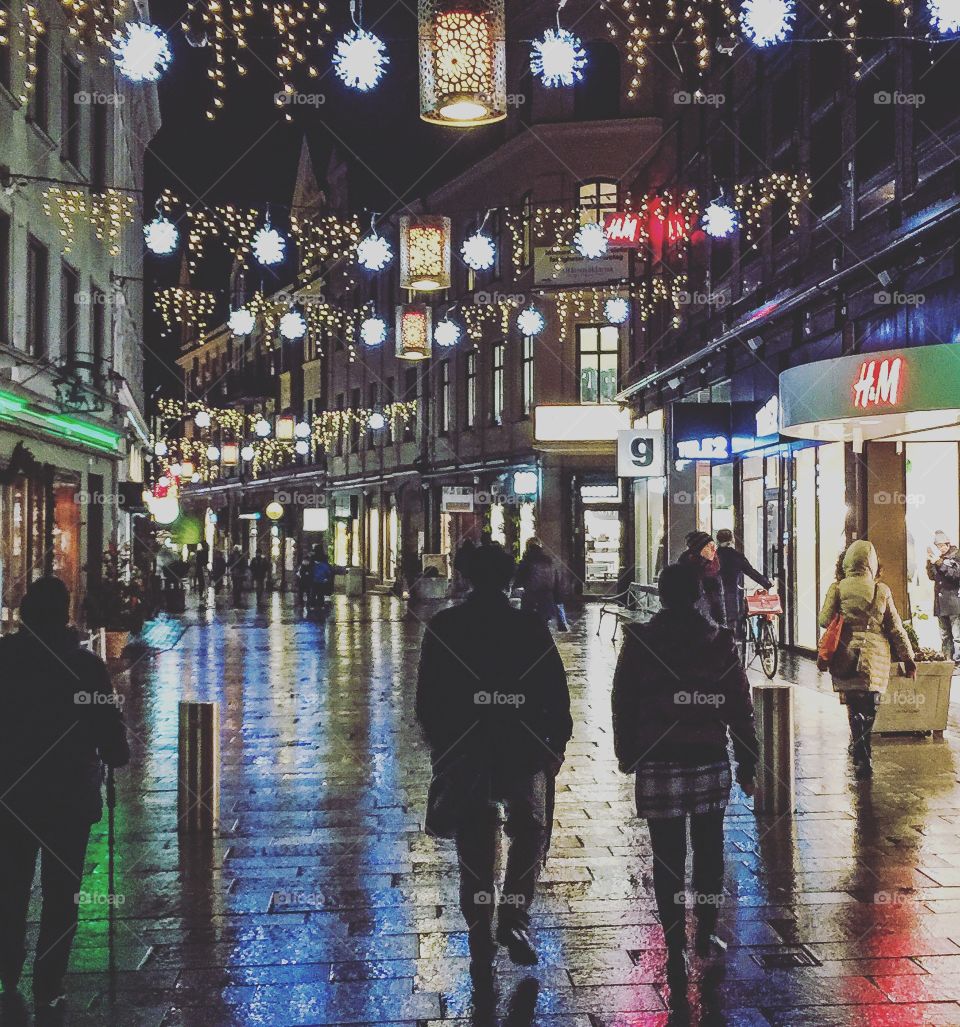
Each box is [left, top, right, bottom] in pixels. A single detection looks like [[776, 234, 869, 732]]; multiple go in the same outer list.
[[495, 922, 538, 965]]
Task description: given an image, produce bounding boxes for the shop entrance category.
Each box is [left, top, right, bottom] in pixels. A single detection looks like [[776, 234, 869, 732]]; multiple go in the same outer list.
[[580, 482, 622, 595]]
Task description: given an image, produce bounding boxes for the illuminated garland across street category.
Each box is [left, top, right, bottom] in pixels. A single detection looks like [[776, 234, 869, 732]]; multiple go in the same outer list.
[[734, 173, 812, 245], [41, 187, 135, 256], [154, 287, 218, 335], [152, 398, 418, 481]]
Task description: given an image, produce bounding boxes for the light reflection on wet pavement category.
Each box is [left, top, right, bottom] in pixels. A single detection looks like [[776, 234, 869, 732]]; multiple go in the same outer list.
[[14, 592, 960, 1026]]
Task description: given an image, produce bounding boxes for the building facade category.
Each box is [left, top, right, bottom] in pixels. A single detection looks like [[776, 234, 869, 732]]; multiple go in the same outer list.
[[618, 11, 960, 653], [0, 1, 161, 626]]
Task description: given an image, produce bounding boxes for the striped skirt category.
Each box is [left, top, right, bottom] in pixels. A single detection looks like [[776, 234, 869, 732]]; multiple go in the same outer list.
[[634, 759, 732, 820]]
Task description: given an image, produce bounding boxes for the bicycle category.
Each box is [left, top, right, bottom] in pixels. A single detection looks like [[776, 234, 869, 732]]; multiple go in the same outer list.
[[741, 590, 782, 679]]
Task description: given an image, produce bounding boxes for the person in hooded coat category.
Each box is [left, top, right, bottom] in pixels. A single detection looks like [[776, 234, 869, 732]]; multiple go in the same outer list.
[[819, 539, 916, 778], [515, 537, 564, 628], [0, 578, 129, 1015], [926, 529, 960, 663], [716, 528, 773, 636], [612, 563, 758, 997], [416, 543, 571, 990]]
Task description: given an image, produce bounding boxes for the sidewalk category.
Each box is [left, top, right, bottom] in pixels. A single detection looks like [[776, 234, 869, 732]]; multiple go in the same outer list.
[[12, 593, 960, 1026]]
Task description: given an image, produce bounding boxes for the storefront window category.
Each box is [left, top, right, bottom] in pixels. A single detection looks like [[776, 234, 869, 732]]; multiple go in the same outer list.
[[52, 481, 81, 617], [584, 507, 621, 590], [634, 477, 665, 585], [333, 520, 349, 567], [490, 502, 506, 545], [386, 502, 399, 582], [519, 501, 537, 553], [741, 456, 764, 573], [367, 505, 380, 577], [793, 448, 818, 649], [906, 442, 959, 648], [710, 464, 734, 534]]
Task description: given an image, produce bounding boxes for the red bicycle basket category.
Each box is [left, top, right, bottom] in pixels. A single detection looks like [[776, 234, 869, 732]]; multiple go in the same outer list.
[[746, 592, 783, 616]]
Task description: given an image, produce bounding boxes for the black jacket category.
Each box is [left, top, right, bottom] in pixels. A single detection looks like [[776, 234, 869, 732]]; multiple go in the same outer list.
[[416, 590, 572, 777], [611, 608, 758, 779], [0, 628, 130, 824], [718, 545, 773, 628], [677, 550, 727, 626], [927, 545, 960, 618]]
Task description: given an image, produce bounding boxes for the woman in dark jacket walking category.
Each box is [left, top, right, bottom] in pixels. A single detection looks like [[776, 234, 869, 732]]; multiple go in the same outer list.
[[716, 528, 773, 636], [612, 564, 758, 997], [677, 530, 727, 626], [515, 538, 566, 629]]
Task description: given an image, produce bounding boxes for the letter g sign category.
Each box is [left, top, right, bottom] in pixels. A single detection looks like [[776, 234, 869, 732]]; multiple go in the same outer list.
[[617, 428, 665, 478]]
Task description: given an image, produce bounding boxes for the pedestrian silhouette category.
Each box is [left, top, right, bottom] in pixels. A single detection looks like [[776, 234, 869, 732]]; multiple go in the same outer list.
[[416, 542, 572, 999], [611, 563, 758, 1003], [0, 578, 129, 1020]]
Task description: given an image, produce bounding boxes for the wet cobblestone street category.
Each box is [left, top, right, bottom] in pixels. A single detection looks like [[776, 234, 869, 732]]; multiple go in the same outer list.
[[17, 594, 960, 1026]]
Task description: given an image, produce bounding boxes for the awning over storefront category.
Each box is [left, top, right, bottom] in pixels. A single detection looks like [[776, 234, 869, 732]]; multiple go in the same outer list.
[[780, 344, 960, 444]]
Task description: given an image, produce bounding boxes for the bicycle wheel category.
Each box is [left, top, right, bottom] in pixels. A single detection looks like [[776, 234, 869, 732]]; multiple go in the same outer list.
[[759, 619, 779, 679]]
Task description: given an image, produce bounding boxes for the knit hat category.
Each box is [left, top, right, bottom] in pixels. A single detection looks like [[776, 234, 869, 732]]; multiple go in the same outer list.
[[716, 528, 734, 546], [685, 530, 714, 554], [935, 530, 951, 545]]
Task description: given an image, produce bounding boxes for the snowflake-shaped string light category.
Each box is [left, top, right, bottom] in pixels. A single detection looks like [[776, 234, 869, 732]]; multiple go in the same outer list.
[[229, 308, 256, 336], [360, 315, 388, 347], [333, 27, 389, 90], [194, 410, 211, 428], [530, 27, 587, 87], [356, 232, 393, 270], [434, 318, 461, 347], [279, 310, 307, 340], [702, 200, 739, 239], [254, 418, 272, 438], [368, 412, 387, 431], [740, 0, 795, 46], [144, 215, 179, 255], [573, 221, 608, 259], [252, 224, 286, 266], [112, 22, 172, 82], [517, 307, 546, 337], [460, 231, 496, 271], [241, 445, 255, 461], [604, 298, 630, 324]]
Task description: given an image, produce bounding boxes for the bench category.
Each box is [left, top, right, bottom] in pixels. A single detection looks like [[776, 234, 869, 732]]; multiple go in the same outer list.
[[597, 582, 660, 641]]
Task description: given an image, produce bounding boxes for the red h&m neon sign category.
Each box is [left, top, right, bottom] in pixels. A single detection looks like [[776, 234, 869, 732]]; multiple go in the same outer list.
[[603, 212, 643, 247], [853, 356, 904, 409]]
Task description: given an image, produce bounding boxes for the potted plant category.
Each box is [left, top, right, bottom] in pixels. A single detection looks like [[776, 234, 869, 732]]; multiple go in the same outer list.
[[875, 622, 955, 736], [83, 545, 146, 660]]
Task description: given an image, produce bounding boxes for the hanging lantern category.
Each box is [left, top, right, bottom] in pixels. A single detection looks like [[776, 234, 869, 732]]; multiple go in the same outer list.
[[418, 0, 507, 126], [396, 304, 433, 360], [221, 442, 239, 466], [276, 414, 295, 440], [400, 215, 452, 291], [265, 501, 284, 521]]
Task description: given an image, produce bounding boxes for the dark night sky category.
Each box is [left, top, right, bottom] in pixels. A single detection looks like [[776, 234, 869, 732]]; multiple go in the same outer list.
[[143, 1, 530, 392]]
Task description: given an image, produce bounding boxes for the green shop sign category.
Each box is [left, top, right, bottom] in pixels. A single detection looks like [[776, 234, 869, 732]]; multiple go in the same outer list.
[[0, 389, 122, 454]]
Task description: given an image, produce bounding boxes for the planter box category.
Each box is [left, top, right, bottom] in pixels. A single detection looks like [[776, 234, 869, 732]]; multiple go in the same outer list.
[[875, 661, 955, 735]]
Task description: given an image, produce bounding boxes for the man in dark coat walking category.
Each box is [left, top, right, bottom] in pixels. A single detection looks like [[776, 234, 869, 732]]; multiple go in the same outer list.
[[716, 528, 773, 637], [515, 537, 565, 629], [416, 543, 572, 989], [0, 578, 129, 1017], [927, 529, 960, 663]]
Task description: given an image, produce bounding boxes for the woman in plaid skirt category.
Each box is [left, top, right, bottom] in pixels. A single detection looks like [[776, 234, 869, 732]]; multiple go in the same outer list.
[[612, 563, 759, 997]]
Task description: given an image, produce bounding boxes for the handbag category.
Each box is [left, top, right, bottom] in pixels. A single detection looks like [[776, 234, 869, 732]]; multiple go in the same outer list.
[[817, 613, 844, 672]]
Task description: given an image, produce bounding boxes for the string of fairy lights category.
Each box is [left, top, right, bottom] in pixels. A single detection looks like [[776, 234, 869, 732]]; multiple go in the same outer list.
[[2, 0, 954, 132], [150, 397, 418, 486]]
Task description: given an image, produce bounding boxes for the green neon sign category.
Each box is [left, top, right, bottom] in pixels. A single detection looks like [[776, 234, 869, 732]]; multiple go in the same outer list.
[[0, 390, 122, 453]]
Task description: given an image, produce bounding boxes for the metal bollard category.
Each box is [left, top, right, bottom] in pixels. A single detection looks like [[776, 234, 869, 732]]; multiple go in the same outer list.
[[178, 701, 220, 834], [752, 683, 795, 816]]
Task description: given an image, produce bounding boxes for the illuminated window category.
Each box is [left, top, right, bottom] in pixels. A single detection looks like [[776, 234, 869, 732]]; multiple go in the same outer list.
[[465, 350, 477, 427], [522, 335, 534, 415], [579, 179, 618, 225], [578, 325, 619, 403], [438, 360, 450, 434], [520, 192, 533, 268], [491, 342, 504, 423]]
